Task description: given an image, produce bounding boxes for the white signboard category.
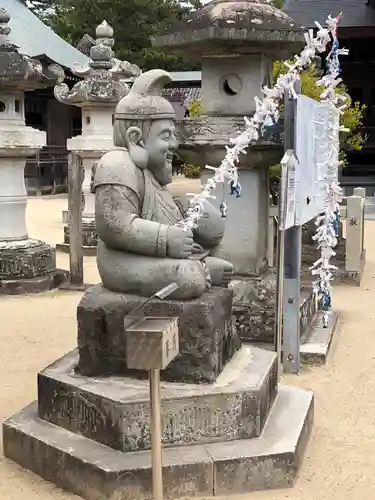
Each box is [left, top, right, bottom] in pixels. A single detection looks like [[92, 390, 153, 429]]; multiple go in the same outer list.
[[294, 95, 334, 226], [279, 150, 298, 231]]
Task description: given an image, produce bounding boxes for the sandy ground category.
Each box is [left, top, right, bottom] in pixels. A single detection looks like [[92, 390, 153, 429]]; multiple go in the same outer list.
[[1, 178, 375, 500]]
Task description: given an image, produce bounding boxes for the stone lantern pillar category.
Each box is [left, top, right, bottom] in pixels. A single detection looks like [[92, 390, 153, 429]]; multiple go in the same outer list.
[[153, 0, 304, 342], [0, 9, 67, 294], [54, 20, 140, 254]]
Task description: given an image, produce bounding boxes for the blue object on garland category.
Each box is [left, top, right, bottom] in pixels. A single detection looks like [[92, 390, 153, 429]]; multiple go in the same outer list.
[[332, 209, 340, 237], [230, 180, 242, 198], [320, 289, 331, 311], [327, 38, 341, 74], [220, 201, 228, 218]]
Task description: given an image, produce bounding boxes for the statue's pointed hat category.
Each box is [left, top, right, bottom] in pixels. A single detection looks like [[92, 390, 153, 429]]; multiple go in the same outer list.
[[115, 69, 175, 120]]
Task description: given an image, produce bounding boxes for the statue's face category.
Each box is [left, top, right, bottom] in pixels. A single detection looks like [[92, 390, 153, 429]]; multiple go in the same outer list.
[[143, 119, 178, 185]]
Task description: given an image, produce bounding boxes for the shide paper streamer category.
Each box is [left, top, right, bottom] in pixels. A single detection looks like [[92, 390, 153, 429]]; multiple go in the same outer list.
[[310, 14, 349, 327]]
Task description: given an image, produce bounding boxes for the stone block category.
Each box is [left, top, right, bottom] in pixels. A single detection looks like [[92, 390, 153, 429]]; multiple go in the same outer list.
[[300, 310, 339, 365], [0, 239, 56, 279], [233, 280, 316, 344], [37, 346, 277, 452], [0, 269, 68, 295], [63, 221, 97, 248], [76, 284, 238, 384], [3, 385, 313, 500]]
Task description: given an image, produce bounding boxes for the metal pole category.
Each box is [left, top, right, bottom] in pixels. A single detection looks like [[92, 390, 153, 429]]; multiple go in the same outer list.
[[275, 205, 285, 383], [282, 82, 302, 374], [150, 368, 163, 500]]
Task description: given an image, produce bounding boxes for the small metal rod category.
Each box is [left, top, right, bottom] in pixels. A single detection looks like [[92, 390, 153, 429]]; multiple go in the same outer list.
[[150, 368, 163, 500], [275, 216, 285, 383]]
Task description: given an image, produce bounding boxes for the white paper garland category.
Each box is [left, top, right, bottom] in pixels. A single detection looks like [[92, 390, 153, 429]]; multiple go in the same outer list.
[[310, 14, 349, 327]]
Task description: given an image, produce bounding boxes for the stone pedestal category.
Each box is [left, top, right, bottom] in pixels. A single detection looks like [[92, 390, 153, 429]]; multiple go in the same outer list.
[[4, 347, 313, 499], [3, 282, 314, 498], [77, 284, 238, 383]]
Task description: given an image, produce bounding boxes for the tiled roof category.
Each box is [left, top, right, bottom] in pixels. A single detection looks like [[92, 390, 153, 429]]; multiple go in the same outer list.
[[284, 0, 375, 28], [4, 0, 89, 70], [162, 87, 201, 104]]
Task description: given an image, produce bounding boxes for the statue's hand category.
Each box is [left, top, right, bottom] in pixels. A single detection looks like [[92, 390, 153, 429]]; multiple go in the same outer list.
[[167, 227, 194, 258]]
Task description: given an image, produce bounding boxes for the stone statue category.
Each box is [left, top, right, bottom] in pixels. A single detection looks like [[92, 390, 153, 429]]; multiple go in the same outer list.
[[93, 69, 233, 299]]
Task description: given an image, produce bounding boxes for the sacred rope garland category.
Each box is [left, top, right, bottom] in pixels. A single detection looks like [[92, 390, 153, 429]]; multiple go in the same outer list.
[[311, 14, 348, 327], [178, 13, 347, 326]]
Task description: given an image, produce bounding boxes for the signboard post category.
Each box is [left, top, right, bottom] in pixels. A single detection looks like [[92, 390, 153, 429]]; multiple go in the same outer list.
[[275, 89, 334, 376]]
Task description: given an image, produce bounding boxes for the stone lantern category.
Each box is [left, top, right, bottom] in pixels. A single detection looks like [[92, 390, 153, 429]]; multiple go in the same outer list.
[[54, 20, 141, 254], [153, 0, 304, 342], [0, 9, 66, 294]]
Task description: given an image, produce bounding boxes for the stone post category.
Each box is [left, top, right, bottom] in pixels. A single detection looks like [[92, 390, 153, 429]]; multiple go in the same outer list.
[[54, 20, 140, 254], [345, 195, 365, 274], [0, 9, 67, 294], [353, 186, 366, 199]]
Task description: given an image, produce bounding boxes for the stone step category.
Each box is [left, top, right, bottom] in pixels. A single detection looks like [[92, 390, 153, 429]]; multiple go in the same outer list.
[[3, 385, 314, 500], [235, 286, 316, 344], [37, 346, 278, 453], [252, 310, 338, 366], [300, 310, 339, 365]]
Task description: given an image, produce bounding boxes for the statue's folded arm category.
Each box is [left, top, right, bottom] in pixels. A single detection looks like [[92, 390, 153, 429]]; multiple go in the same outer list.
[[95, 184, 168, 257]]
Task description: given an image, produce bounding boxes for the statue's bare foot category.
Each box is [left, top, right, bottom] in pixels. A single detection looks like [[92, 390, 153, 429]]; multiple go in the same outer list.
[[204, 256, 233, 287]]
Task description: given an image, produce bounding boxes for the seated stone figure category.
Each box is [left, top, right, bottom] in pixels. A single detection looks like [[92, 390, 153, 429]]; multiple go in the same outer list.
[[93, 69, 233, 300]]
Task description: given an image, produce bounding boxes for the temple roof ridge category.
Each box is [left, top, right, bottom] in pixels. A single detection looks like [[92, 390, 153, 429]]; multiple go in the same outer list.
[[4, 0, 89, 70]]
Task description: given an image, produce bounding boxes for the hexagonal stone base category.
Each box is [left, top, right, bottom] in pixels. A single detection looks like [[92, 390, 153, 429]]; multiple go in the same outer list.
[[0, 238, 68, 294], [0, 238, 56, 279], [0, 269, 68, 295], [37, 346, 277, 452], [3, 385, 313, 499]]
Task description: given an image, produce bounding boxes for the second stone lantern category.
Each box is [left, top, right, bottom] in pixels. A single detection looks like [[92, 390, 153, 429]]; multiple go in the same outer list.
[[54, 20, 141, 254], [153, 0, 305, 343], [0, 8, 67, 294]]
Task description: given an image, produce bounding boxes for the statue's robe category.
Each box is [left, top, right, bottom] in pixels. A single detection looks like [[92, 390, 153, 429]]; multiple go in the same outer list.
[[93, 149, 225, 299]]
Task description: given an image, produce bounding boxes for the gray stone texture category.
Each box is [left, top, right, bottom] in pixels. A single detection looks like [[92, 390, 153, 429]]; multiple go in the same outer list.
[[301, 218, 366, 285], [232, 271, 316, 344], [76, 284, 239, 384], [3, 384, 313, 500], [300, 310, 339, 365], [38, 346, 277, 452], [0, 269, 68, 295], [56, 222, 98, 255], [0, 240, 56, 279]]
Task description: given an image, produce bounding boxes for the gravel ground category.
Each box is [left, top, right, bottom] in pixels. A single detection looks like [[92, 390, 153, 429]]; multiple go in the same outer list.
[[0, 181, 374, 500]]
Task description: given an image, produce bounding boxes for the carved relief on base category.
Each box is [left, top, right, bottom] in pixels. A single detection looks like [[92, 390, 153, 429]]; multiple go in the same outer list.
[[0, 239, 55, 279], [63, 222, 97, 248]]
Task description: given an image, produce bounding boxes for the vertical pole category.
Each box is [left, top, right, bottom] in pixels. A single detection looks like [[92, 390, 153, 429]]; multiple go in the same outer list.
[[68, 152, 84, 286], [150, 369, 163, 500], [274, 200, 285, 382], [282, 82, 301, 374]]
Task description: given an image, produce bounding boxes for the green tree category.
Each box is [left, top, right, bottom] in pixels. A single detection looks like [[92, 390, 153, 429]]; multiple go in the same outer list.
[[22, 0, 55, 16], [44, 0, 200, 71]]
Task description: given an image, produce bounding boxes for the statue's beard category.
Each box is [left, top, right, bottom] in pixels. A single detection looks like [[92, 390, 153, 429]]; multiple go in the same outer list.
[[150, 162, 173, 186]]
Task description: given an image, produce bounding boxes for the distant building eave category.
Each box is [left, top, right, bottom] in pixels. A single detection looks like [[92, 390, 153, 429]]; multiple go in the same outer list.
[[283, 0, 375, 29], [5, 0, 89, 71]]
